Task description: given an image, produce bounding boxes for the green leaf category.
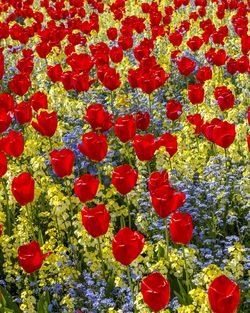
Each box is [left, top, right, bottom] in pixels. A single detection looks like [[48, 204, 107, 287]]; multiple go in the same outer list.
[[0, 286, 21, 313]]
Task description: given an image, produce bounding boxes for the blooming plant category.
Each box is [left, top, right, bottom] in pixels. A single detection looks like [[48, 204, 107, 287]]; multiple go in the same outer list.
[[0, 0, 249, 313]]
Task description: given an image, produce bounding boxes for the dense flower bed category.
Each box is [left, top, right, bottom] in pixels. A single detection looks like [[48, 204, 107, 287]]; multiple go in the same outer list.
[[0, 0, 249, 312]]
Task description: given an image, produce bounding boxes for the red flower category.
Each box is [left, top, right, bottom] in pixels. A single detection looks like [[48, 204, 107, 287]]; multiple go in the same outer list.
[[12, 172, 35, 206], [208, 275, 240, 313], [112, 164, 138, 195], [166, 100, 182, 121], [188, 84, 204, 104], [74, 174, 99, 203], [227, 58, 238, 75], [0, 48, 4, 80], [135, 111, 150, 131], [168, 31, 182, 46], [0, 151, 7, 177], [29, 91, 48, 112], [187, 36, 203, 52], [14, 101, 32, 125], [202, 118, 236, 149], [114, 115, 136, 143], [110, 46, 123, 63], [84, 104, 113, 133], [133, 134, 157, 161], [50, 149, 74, 178], [157, 133, 178, 158], [66, 53, 94, 73], [247, 134, 250, 152], [151, 185, 186, 218], [187, 114, 204, 134], [0, 130, 24, 157], [177, 57, 196, 77], [97, 66, 120, 91], [214, 87, 235, 111], [195, 66, 212, 83], [81, 204, 110, 238], [0, 92, 14, 113], [107, 27, 118, 40], [237, 55, 249, 73], [112, 227, 145, 266], [18, 240, 52, 273], [170, 212, 193, 245], [78, 131, 108, 162], [0, 109, 12, 133], [8, 73, 31, 96], [148, 170, 169, 195], [47, 64, 62, 83], [32, 111, 57, 137], [141, 272, 170, 312]]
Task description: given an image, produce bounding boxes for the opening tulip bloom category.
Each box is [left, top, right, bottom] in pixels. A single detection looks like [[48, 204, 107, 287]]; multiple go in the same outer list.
[[135, 111, 150, 131], [148, 170, 169, 195], [114, 115, 136, 143], [74, 174, 99, 203], [112, 227, 145, 266], [78, 131, 108, 162], [112, 164, 138, 195], [18, 240, 52, 273], [29, 91, 48, 112], [84, 103, 113, 133], [81, 204, 110, 238], [141, 272, 170, 312], [8, 73, 31, 96], [133, 134, 157, 161], [169, 212, 193, 245], [166, 100, 182, 121], [0, 151, 7, 177], [208, 275, 240, 313], [188, 83, 204, 104], [0, 130, 24, 157], [11, 172, 35, 206], [14, 101, 32, 125], [32, 111, 58, 137], [177, 57, 196, 76], [50, 148, 75, 178], [157, 133, 178, 158], [151, 185, 186, 218]]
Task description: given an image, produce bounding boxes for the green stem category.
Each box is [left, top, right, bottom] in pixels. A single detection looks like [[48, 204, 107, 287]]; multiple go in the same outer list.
[[120, 215, 125, 228], [164, 219, 169, 262], [125, 195, 132, 229], [147, 161, 151, 175], [127, 266, 137, 312], [182, 246, 190, 292], [96, 162, 102, 185], [48, 137, 53, 152], [148, 94, 151, 115], [26, 204, 36, 239], [125, 143, 132, 166], [168, 157, 172, 172], [1, 179, 11, 236], [97, 237, 106, 280]]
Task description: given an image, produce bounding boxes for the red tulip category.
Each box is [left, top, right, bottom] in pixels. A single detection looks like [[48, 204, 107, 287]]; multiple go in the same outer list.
[[74, 174, 99, 203], [114, 115, 136, 143], [202, 118, 236, 149], [168, 31, 182, 46], [195, 66, 212, 83], [135, 111, 150, 131], [32, 111, 57, 137], [148, 170, 169, 195], [187, 36, 203, 52], [0, 48, 4, 80], [188, 84, 204, 104], [12, 172, 35, 206], [29, 91, 48, 112], [110, 46, 123, 63], [8, 73, 31, 96], [169, 212, 193, 245], [18, 240, 52, 273], [166, 100, 182, 121], [247, 134, 250, 152], [133, 134, 157, 161], [208, 275, 240, 313], [81, 204, 110, 238], [84, 103, 113, 133], [107, 27, 118, 40], [0, 223, 3, 236], [97, 65, 120, 91], [47, 64, 62, 83], [112, 227, 145, 266], [0, 130, 24, 157], [227, 58, 238, 75], [214, 87, 235, 111], [112, 164, 138, 195], [0, 109, 12, 133], [141, 272, 170, 312], [0, 92, 14, 113], [151, 185, 186, 218], [157, 133, 178, 158], [0, 151, 7, 177], [237, 55, 249, 73], [187, 114, 204, 134], [14, 101, 32, 125], [177, 57, 196, 77], [66, 53, 93, 72], [50, 149, 74, 178], [78, 131, 108, 162]]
